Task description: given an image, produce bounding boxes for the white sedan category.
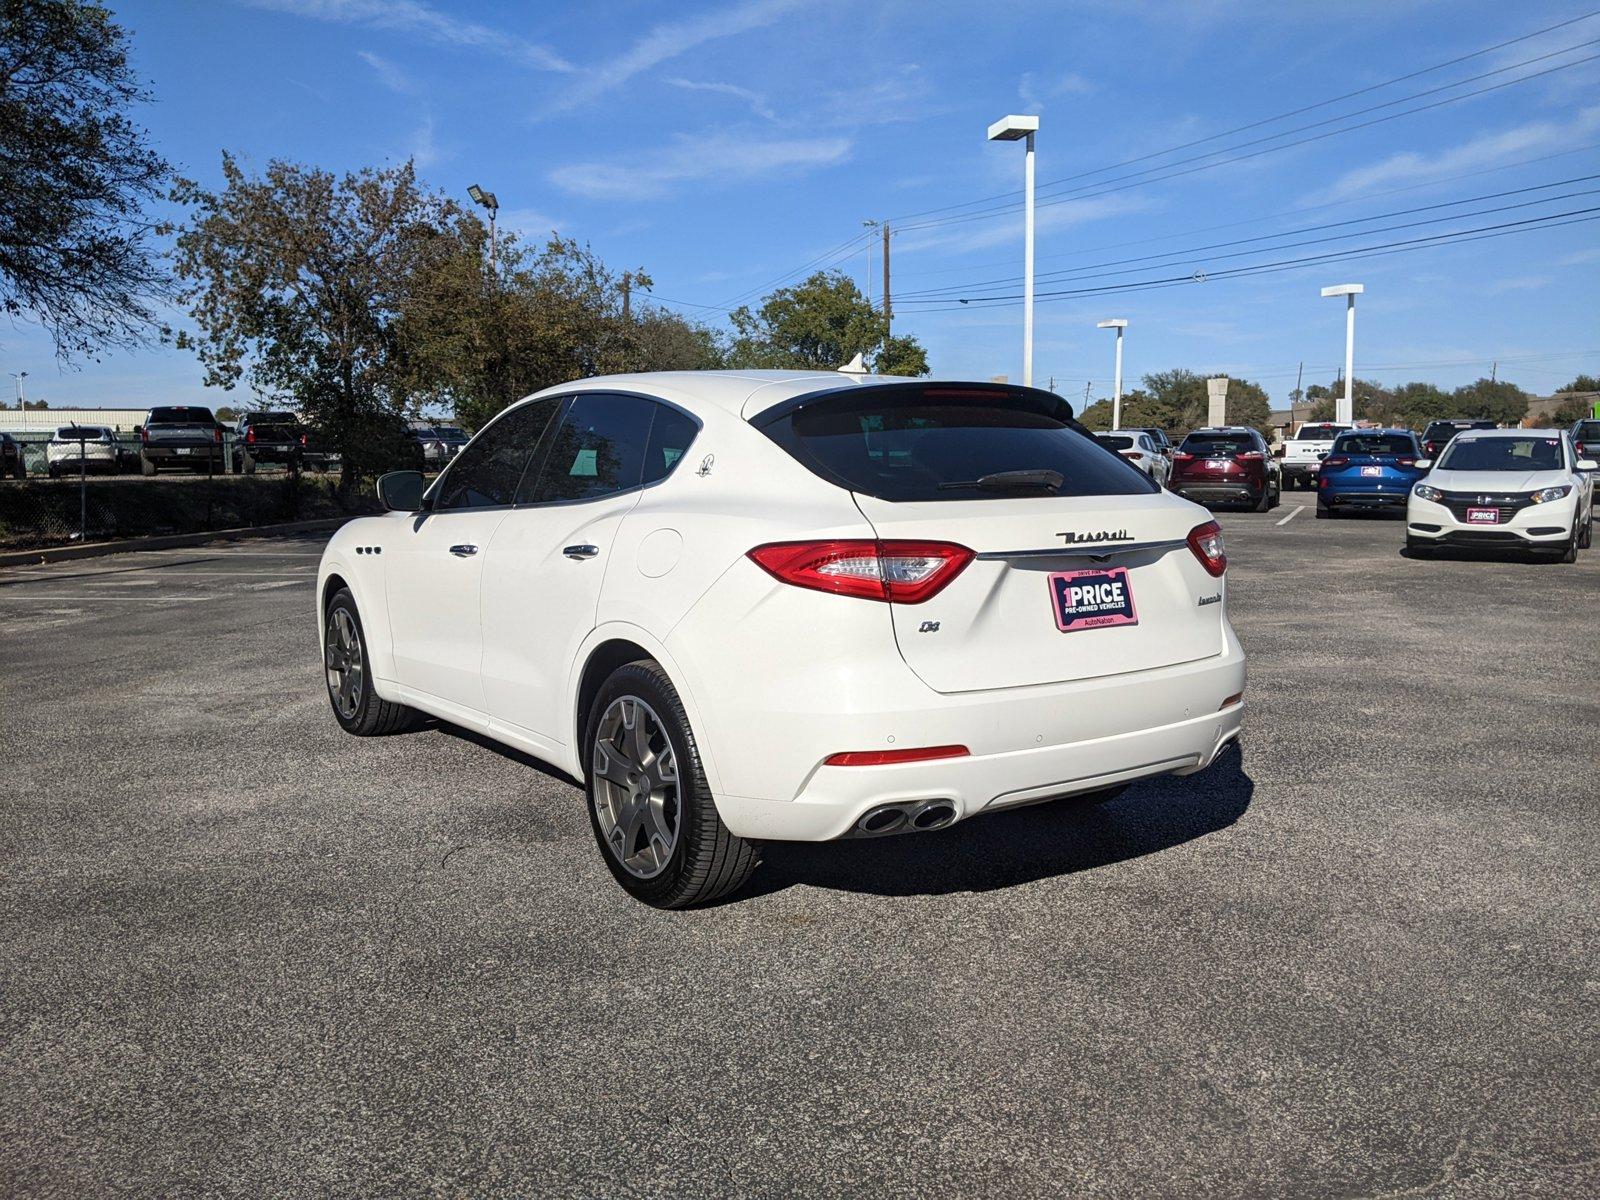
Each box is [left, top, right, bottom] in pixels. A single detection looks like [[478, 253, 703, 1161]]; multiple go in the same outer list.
[[317, 372, 1245, 907], [1095, 429, 1171, 487], [1406, 427, 1596, 561]]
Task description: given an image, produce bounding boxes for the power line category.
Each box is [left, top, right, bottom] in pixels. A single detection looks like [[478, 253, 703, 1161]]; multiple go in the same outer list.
[[895, 177, 1600, 300], [716, 229, 874, 309], [887, 11, 1600, 226], [895, 207, 1600, 311], [898, 46, 1600, 235]]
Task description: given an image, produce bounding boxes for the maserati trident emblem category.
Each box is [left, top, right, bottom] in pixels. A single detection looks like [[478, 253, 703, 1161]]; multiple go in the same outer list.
[[1057, 528, 1132, 545]]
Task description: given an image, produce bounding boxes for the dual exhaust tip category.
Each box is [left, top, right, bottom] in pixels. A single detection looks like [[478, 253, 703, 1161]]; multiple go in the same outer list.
[[851, 799, 958, 838]]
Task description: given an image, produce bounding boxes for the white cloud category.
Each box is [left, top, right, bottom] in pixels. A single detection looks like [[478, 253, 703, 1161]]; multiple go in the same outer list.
[[1485, 275, 1550, 295], [665, 78, 776, 121], [1019, 70, 1093, 111], [357, 50, 413, 93], [1326, 105, 1600, 200], [1558, 247, 1600, 267], [549, 132, 851, 200], [408, 115, 441, 168], [543, 0, 803, 115], [497, 208, 564, 240], [245, 0, 573, 72], [898, 195, 1158, 257]]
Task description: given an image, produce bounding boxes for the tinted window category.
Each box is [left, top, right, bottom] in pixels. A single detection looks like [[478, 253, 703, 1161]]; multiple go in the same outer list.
[[1293, 424, 1344, 442], [1334, 434, 1416, 456], [643, 404, 698, 485], [1571, 421, 1600, 441], [1096, 435, 1134, 451], [762, 385, 1155, 502], [148, 407, 215, 424], [1438, 437, 1563, 472], [521, 394, 656, 504], [1180, 432, 1258, 456], [435, 399, 558, 510]]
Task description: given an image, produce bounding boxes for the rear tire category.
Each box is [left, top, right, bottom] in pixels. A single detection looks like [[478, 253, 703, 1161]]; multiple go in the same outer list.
[[1316, 503, 1335, 519], [1253, 486, 1271, 513], [140, 455, 156, 476], [584, 659, 759, 909], [323, 588, 421, 736], [1579, 514, 1593, 550]]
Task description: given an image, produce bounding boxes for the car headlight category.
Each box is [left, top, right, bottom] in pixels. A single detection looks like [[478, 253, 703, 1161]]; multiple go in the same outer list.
[[1412, 483, 1443, 502], [1531, 485, 1572, 503]]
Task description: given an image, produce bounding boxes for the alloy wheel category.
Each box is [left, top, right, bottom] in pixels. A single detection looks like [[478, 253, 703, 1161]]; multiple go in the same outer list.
[[591, 696, 681, 879], [325, 607, 364, 720]]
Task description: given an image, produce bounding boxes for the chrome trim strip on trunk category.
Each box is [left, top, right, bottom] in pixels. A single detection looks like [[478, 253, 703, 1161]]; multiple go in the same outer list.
[[975, 538, 1188, 562]]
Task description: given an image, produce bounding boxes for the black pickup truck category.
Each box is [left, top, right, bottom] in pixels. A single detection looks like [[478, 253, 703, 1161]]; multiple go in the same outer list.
[[139, 405, 224, 475], [234, 410, 307, 474]]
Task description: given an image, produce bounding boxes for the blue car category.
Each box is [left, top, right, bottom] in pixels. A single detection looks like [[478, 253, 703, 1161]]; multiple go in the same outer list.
[[1316, 429, 1425, 518]]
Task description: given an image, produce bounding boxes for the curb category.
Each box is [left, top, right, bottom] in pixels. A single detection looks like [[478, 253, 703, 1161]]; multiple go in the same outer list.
[[0, 516, 356, 568]]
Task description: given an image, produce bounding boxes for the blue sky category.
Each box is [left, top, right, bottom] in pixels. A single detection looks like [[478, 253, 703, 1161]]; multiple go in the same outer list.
[[5, 0, 1600, 412]]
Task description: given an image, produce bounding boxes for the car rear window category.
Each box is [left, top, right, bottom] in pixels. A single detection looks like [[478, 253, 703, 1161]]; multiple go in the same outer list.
[[1095, 434, 1134, 450], [1572, 421, 1600, 441], [759, 385, 1156, 502], [148, 406, 215, 424], [1179, 433, 1256, 456], [1335, 434, 1415, 455], [1294, 424, 1343, 442]]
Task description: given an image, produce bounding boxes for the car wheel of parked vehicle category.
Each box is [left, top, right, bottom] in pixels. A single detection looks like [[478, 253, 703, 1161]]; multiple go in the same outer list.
[[240, 451, 256, 475], [1252, 486, 1271, 513], [1578, 514, 1593, 550], [584, 659, 759, 909], [1316, 502, 1335, 519], [1554, 522, 1580, 564], [324, 588, 420, 736], [140, 455, 156, 476]]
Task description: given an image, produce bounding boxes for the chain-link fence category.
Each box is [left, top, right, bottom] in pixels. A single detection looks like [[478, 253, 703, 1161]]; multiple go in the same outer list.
[[0, 435, 374, 549]]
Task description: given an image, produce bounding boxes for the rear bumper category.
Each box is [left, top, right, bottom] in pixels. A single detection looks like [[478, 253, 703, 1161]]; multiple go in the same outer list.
[[701, 627, 1247, 842], [1172, 483, 1261, 504], [143, 445, 222, 462], [1281, 463, 1320, 480], [1323, 489, 1407, 508]]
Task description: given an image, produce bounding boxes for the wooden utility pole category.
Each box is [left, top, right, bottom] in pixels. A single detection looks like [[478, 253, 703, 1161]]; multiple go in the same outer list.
[[881, 221, 892, 338], [620, 272, 633, 323]]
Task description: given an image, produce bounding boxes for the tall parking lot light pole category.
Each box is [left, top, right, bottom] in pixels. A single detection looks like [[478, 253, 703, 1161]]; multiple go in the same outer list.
[[1320, 284, 1363, 425], [9, 371, 26, 406], [467, 184, 499, 266], [1097, 319, 1128, 425], [988, 115, 1039, 387]]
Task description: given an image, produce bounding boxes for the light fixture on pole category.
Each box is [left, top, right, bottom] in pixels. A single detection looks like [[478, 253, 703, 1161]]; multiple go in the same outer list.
[[1320, 283, 1363, 425], [467, 184, 499, 264], [8, 371, 26, 407], [988, 114, 1039, 387], [1097, 319, 1128, 426]]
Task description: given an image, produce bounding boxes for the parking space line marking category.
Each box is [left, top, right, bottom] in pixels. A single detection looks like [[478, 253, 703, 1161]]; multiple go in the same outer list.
[[0, 594, 227, 602], [1277, 506, 1305, 526], [0, 570, 314, 586]]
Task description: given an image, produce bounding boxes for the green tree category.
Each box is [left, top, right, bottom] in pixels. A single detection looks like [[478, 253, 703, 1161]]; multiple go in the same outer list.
[[170, 155, 457, 488], [1451, 377, 1528, 425], [726, 270, 927, 375], [1306, 377, 1392, 423], [1386, 381, 1451, 429], [0, 0, 172, 357], [1556, 374, 1600, 393]]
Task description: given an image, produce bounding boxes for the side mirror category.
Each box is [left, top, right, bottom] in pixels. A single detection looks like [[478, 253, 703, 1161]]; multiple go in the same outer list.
[[1578, 459, 1598, 471], [377, 470, 425, 512], [1414, 459, 1433, 471]]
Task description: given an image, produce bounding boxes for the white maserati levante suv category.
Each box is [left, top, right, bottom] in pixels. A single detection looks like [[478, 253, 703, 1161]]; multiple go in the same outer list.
[[317, 373, 1245, 906], [1406, 427, 1595, 561]]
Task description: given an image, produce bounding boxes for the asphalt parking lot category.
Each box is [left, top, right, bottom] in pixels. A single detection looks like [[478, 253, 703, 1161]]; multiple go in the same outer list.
[[1, 509, 1596, 1197]]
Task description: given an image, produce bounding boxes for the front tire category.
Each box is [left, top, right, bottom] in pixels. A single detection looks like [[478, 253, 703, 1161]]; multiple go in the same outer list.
[[323, 588, 420, 735], [584, 659, 759, 909], [1405, 535, 1433, 559]]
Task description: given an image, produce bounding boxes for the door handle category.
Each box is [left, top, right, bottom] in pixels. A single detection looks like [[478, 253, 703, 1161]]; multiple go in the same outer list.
[[449, 544, 478, 557], [563, 544, 600, 560]]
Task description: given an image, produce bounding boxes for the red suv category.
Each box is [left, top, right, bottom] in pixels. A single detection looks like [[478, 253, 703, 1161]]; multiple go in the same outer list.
[[1170, 426, 1281, 512]]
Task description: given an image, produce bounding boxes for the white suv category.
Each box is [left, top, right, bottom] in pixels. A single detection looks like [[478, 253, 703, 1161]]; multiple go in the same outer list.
[[46, 426, 119, 477], [317, 373, 1245, 906], [1407, 428, 1596, 561]]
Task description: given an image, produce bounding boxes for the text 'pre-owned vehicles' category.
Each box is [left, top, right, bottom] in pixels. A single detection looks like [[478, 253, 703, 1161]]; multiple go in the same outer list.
[[1094, 429, 1171, 487], [1406, 428, 1595, 561], [1169, 426, 1281, 511], [317, 373, 1245, 907], [1316, 429, 1425, 518], [139, 405, 224, 475], [46, 426, 119, 477], [1279, 422, 1350, 490]]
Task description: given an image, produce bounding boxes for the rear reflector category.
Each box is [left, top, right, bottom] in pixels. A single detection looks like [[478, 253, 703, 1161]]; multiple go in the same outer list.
[[1220, 691, 1244, 710], [824, 745, 970, 767], [747, 539, 974, 604], [1186, 520, 1227, 578]]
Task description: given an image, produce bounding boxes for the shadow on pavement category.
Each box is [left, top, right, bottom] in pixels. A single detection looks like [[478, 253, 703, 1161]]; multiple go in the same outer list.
[[744, 743, 1254, 900]]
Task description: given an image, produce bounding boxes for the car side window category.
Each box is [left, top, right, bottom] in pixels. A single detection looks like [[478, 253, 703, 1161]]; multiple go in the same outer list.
[[643, 404, 699, 485], [520, 393, 657, 504], [434, 399, 559, 511]]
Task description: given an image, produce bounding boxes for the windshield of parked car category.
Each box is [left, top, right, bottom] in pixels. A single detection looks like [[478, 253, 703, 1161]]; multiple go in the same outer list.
[[1438, 436, 1563, 472], [1334, 434, 1415, 456], [1179, 433, 1256, 456], [1293, 424, 1343, 442], [763, 386, 1157, 502], [148, 406, 215, 425], [1095, 435, 1134, 450]]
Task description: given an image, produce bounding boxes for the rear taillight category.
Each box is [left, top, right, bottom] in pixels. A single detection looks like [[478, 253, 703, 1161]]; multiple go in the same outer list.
[[1172, 451, 1194, 462], [214, 426, 223, 444], [1118, 449, 1140, 457], [1425, 441, 1440, 455], [245, 427, 256, 444], [824, 745, 969, 767], [1186, 520, 1226, 578], [1321, 455, 1350, 469], [1396, 458, 1415, 467], [1235, 451, 1264, 461], [747, 539, 974, 604], [139, 427, 148, 445], [300, 433, 308, 446]]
